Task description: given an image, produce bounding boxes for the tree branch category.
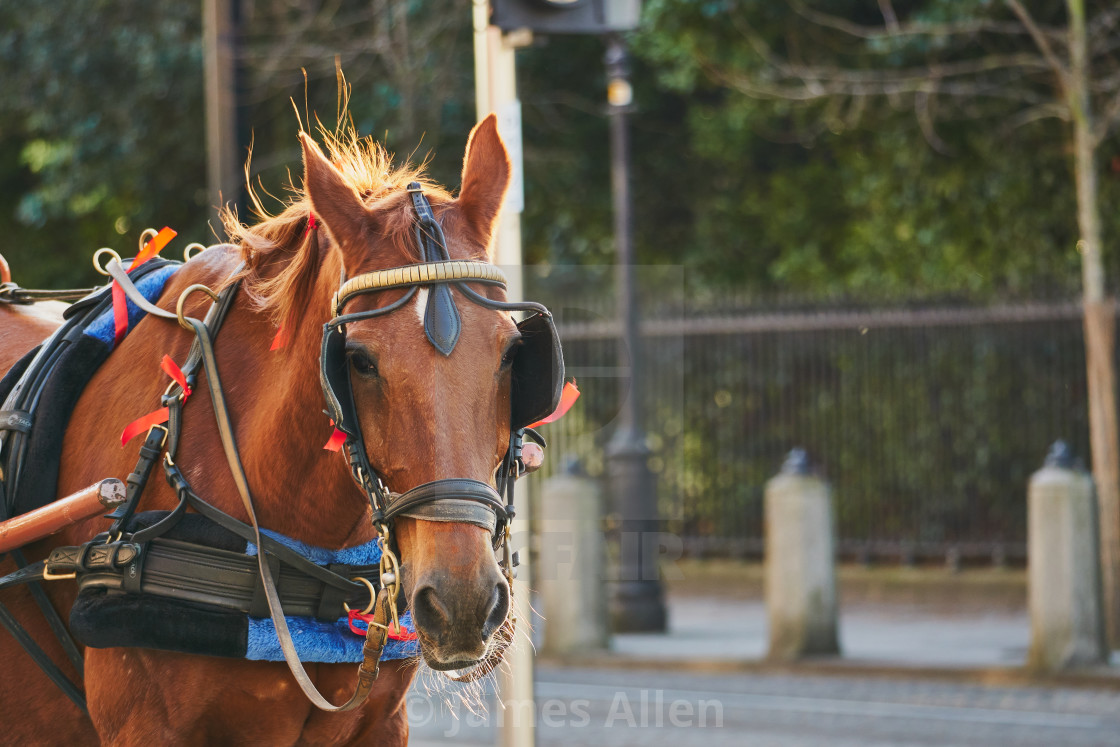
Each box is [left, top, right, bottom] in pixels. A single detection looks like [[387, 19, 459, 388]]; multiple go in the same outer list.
[[1006, 102, 1071, 128], [1092, 86, 1120, 145], [915, 88, 952, 154], [1004, 0, 1070, 93], [789, 0, 1057, 42]]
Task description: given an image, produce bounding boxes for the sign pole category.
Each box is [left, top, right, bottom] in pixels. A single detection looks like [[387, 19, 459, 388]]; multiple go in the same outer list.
[[474, 3, 535, 745]]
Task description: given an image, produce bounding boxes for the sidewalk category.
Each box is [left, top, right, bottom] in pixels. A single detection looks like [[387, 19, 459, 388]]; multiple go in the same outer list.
[[541, 564, 1120, 687]]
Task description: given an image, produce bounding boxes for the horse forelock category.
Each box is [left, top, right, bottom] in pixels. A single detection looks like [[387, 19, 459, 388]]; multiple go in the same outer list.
[[220, 127, 459, 332]]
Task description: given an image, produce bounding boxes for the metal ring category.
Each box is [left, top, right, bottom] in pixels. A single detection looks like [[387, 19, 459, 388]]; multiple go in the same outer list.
[[176, 283, 220, 331], [92, 248, 123, 277], [137, 228, 158, 253], [183, 243, 206, 261], [342, 576, 377, 616]]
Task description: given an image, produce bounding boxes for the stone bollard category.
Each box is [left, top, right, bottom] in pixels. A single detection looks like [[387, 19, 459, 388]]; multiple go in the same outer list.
[[765, 449, 840, 660], [1027, 441, 1107, 671], [535, 460, 609, 657]]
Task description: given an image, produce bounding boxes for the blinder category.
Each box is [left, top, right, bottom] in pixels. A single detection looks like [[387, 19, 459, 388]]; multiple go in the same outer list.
[[320, 320, 356, 438], [511, 311, 564, 430]]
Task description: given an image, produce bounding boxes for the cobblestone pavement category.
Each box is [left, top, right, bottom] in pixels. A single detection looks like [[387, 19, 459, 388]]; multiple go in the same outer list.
[[407, 666, 1120, 746]]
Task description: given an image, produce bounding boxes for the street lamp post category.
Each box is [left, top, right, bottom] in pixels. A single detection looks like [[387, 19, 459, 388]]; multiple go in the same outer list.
[[605, 33, 667, 633]]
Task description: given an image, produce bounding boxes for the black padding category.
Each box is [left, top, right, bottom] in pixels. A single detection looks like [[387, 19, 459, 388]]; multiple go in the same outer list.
[[511, 313, 565, 429], [0, 345, 39, 409], [70, 589, 247, 658], [13, 334, 112, 515]]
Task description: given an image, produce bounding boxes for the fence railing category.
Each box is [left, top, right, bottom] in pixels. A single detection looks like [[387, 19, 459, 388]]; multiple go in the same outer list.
[[527, 278, 1095, 565]]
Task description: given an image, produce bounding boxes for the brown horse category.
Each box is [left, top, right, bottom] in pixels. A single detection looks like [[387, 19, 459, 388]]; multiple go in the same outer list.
[[0, 114, 525, 744]]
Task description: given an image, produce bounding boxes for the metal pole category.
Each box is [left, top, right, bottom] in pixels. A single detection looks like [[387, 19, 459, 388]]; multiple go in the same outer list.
[[605, 34, 667, 633], [203, 0, 241, 233]]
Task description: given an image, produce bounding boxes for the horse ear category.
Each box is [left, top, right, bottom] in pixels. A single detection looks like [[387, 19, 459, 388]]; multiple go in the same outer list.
[[300, 132, 373, 262], [456, 114, 511, 259]]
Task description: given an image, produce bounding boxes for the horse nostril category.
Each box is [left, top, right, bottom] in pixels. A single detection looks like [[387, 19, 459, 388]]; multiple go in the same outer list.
[[480, 581, 510, 641], [411, 586, 451, 634]]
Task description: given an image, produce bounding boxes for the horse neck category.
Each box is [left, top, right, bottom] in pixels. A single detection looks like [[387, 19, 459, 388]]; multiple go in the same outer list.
[[227, 250, 376, 548]]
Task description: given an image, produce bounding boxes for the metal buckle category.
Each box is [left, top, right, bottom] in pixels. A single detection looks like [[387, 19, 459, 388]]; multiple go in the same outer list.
[[378, 534, 403, 633], [148, 422, 170, 449], [41, 567, 77, 582]]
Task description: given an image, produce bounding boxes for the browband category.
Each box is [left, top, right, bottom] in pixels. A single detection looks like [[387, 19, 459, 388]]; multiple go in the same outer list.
[[332, 260, 507, 317]]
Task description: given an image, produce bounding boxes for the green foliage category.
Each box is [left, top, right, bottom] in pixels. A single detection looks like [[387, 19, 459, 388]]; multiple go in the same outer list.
[[0, 1, 206, 287], [629, 0, 1111, 299], [0, 0, 1112, 305]]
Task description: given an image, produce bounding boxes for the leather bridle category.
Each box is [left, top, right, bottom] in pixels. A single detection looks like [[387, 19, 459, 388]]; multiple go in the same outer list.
[[320, 184, 564, 552]]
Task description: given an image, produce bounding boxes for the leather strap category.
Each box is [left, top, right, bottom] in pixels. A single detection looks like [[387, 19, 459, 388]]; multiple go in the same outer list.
[[104, 260, 181, 322], [0, 601, 86, 712], [0, 559, 46, 591], [161, 469, 365, 596], [0, 283, 101, 306], [389, 479, 505, 536]]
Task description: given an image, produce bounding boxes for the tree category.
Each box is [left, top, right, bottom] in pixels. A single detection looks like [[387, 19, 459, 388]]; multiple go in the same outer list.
[[640, 0, 1120, 646], [0, 0, 207, 287]]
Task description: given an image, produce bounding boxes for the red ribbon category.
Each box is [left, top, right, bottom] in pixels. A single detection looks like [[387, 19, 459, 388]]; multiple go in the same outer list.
[[120, 355, 191, 446], [345, 610, 417, 640], [387, 621, 418, 641], [160, 355, 190, 395], [323, 426, 347, 452], [527, 381, 580, 429], [305, 213, 318, 236], [110, 227, 177, 347], [346, 609, 372, 636], [270, 323, 289, 351], [119, 407, 171, 447]]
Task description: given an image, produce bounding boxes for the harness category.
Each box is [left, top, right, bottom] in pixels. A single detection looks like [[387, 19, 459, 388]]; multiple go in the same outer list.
[[0, 186, 565, 713]]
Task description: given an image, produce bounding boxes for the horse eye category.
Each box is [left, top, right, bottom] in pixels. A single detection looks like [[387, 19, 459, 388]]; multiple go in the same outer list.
[[349, 350, 379, 378], [500, 341, 521, 370]]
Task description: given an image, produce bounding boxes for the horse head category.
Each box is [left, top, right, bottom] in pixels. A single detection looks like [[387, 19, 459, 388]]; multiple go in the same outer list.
[[285, 115, 527, 671]]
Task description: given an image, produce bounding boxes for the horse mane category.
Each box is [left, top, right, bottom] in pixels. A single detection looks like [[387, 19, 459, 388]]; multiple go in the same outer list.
[[220, 124, 453, 331]]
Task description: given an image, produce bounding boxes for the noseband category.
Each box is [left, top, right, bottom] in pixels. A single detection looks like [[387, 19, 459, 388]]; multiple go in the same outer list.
[[320, 183, 565, 550]]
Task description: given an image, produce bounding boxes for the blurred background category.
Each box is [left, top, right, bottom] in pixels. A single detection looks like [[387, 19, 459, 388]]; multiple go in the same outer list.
[[5, 1, 1120, 744]]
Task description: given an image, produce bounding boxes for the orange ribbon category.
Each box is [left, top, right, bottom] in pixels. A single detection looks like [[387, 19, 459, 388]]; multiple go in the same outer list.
[[527, 381, 580, 429], [270, 323, 290, 351]]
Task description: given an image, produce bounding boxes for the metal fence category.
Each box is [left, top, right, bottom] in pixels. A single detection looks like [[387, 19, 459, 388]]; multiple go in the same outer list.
[[526, 272, 1094, 565]]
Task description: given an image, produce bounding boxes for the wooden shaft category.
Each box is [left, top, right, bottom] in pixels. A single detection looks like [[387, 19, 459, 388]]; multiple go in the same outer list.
[[0, 479, 126, 555]]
